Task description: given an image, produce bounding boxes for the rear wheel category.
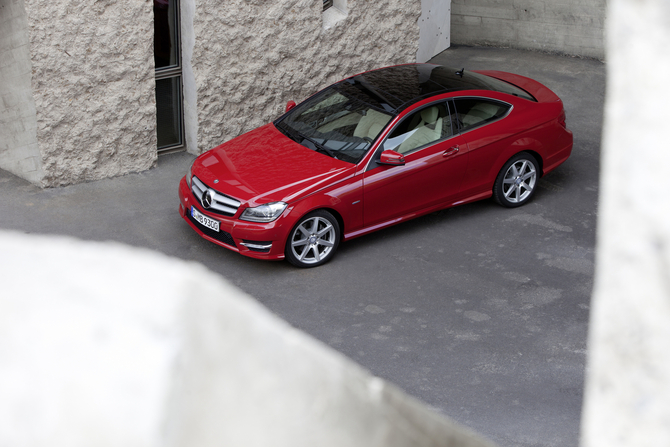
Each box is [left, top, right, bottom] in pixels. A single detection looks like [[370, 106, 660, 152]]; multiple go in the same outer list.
[[493, 152, 539, 207], [285, 210, 340, 268]]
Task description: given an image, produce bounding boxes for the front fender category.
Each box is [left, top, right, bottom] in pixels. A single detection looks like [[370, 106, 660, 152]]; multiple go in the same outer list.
[[281, 175, 364, 245]]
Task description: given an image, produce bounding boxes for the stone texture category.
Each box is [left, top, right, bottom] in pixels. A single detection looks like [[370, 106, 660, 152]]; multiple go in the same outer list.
[[582, 0, 670, 445], [3, 0, 420, 186], [450, 0, 605, 59], [24, 0, 158, 187], [0, 231, 496, 447], [190, 0, 421, 153]]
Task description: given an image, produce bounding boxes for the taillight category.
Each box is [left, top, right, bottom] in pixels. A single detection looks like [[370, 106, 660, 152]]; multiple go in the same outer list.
[[558, 109, 567, 128]]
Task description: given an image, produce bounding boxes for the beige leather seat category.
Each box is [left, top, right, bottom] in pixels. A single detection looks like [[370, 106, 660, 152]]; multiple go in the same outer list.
[[353, 109, 391, 141], [461, 102, 501, 127], [397, 106, 442, 154]]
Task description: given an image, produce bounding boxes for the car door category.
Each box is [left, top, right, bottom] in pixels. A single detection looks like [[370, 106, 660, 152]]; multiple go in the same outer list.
[[362, 101, 469, 228]]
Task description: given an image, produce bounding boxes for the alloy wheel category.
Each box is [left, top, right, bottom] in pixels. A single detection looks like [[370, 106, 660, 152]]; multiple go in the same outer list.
[[287, 212, 339, 267]]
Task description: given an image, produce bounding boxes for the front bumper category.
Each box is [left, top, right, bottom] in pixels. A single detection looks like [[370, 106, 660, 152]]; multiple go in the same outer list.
[[178, 176, 288, 260]]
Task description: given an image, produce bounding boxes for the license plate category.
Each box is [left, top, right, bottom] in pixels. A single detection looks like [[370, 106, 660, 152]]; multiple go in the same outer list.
[[191, 207, 220, 232]]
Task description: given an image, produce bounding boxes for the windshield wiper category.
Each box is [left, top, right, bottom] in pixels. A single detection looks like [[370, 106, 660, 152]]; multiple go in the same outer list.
[[301, 134, 338, 159], [277, 121, 338, 159]]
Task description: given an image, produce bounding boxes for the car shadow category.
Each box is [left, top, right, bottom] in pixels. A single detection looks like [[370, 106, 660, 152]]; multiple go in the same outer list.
[[336, 199, 499, 257]]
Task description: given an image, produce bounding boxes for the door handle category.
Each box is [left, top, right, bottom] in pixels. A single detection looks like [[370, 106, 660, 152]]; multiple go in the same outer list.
[[443, 146, 459, 157]]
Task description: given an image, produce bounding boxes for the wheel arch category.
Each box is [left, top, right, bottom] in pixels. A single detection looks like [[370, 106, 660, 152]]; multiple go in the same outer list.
[[523, 149, 543, 177], [317, 207, 345, 240], [283, 203, 347, 246]]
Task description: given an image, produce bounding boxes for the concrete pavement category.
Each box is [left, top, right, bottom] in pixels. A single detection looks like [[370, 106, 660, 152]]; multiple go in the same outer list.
[[0, 45, 605, 447]]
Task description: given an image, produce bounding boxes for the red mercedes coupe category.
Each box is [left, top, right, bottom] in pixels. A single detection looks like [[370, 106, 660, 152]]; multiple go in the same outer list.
[[178, 64, 572, 267]]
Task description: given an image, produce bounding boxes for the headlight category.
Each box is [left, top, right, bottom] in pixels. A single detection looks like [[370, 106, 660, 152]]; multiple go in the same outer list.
[[240, 202, 288, 223], [186, 161, 194, 188]]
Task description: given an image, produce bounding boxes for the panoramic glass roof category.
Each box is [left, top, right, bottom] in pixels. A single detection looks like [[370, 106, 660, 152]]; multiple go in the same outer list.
[[335, 64, 530, 113]]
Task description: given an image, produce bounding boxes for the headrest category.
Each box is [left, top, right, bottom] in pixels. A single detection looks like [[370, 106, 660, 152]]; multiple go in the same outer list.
[[420, 106, 439, 124]]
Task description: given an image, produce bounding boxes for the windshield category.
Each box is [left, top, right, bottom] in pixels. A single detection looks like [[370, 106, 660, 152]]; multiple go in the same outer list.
[[275, 86, 393, 164]]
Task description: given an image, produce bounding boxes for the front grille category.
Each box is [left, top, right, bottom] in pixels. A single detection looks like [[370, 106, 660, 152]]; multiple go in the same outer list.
[[187, 209, 236, 247], [191, 176, 241, 217]]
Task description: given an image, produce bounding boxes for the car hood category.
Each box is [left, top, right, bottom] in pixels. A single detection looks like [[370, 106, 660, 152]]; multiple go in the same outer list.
[[192, 123, 356, 206]]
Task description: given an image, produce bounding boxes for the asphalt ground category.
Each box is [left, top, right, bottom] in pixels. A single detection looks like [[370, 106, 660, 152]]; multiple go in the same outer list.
[[0, 45, 605, 447]]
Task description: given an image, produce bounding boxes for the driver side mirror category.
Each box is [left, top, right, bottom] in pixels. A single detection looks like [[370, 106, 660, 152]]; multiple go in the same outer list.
[[379, 150, 405, 166], [285, 100, 297, 112]]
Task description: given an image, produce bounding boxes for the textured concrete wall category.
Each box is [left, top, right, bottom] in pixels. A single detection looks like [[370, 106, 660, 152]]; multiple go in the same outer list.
[[24, 0, 158, 187], [0, 231, 496, 447], [451, 0, 605, 59], [582, 0, 670, 445], [0, 0, 43, 184], [190, 0, 422, 154], [3, 0, 419, 186]]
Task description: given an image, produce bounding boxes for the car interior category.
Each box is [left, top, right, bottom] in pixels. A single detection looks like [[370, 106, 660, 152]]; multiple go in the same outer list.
[[353, 109, 392, 142], [383, 103, 452, 154], [455, 99, 509, 130]]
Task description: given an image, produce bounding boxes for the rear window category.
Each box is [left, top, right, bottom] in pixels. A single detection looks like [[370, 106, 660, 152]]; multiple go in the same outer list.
[[466, 71, 537, 102]]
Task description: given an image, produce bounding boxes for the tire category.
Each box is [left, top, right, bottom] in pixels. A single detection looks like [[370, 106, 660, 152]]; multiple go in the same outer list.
[[493, 152, 540, 208], [285, 210, 341, 268]]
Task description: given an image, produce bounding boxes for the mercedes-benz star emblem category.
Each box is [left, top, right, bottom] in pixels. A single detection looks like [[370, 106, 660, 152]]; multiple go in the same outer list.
[[202, 189, 214, 209]]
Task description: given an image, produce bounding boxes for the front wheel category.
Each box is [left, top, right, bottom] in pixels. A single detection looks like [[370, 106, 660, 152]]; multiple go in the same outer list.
[[285, 210, 340, 268], [493, 152, 540, 207]]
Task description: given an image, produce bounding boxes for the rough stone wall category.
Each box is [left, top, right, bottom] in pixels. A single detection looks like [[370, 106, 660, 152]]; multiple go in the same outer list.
[[190, 0, 422, 153], [451, 0, 605, 60], [0, 0, 43, 185], [24, 0, 158, 187], [582, 0, 670, 445]]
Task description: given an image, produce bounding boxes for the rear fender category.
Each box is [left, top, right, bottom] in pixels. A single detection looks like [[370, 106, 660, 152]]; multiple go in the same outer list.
[[489, 137, 544, 180]]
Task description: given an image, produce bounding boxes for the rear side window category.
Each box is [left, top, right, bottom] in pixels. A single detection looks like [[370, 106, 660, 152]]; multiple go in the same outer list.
[[453, 98, 510, 131]]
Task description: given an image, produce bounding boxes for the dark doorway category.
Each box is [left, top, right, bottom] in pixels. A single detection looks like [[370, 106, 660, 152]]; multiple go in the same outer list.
[[154, 0, 184, 151]]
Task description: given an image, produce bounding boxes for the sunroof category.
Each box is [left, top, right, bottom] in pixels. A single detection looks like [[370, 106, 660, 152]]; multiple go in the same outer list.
[[348, 64, 505, 112]]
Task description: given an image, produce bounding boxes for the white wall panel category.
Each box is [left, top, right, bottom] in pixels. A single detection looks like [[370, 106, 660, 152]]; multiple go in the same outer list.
[[417, 0, 451, 63]]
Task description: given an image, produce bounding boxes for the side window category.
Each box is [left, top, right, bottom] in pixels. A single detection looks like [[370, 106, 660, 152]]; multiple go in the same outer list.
[[383, 103, 452, 154], [453, 98, 510, 131]]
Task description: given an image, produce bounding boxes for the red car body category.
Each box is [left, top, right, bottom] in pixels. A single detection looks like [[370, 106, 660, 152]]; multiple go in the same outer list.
[[178, 64, 572, 266]]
